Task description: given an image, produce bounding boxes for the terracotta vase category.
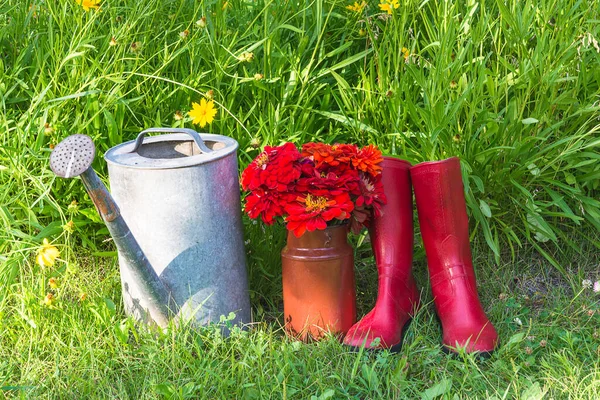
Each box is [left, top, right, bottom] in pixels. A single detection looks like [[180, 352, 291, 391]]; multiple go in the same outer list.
[[281, 224, 356, 341]]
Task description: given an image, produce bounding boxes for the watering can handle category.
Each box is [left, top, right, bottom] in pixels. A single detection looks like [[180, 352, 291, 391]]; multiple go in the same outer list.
[[130, 128, 214, 154]]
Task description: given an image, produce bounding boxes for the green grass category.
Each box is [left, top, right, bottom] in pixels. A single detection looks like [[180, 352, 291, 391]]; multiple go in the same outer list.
[[1, 0, 599, 397], [1, 238, 599, 398]]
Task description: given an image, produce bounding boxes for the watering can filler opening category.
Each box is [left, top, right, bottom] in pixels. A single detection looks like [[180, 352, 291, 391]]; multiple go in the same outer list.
[[51, 128, 252, 331]]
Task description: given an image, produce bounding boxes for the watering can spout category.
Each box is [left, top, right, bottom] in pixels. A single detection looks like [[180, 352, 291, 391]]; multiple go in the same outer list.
[[49, 135, 173, 327]]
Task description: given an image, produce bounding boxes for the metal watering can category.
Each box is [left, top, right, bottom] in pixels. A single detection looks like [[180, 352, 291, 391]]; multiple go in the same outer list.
[[49, 128, 251, 330]]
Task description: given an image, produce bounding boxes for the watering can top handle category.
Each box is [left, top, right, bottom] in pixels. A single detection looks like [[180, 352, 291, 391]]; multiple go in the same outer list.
[[129, 128, 214, 154]]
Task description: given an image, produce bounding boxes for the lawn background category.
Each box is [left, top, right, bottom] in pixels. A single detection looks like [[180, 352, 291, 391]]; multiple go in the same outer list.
[[0, 0, 599, 398]]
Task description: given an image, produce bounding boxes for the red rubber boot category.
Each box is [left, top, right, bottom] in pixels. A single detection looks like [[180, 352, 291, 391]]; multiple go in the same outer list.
[[343, 157, 420, 351], [411, 157, 498, 354]]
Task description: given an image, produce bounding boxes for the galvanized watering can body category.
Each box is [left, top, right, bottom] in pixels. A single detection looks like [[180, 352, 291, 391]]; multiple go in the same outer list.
[[104, 128, 251, 328]]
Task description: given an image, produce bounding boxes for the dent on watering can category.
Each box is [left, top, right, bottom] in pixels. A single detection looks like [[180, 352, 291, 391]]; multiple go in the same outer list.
[[104, 128, 252, 330]]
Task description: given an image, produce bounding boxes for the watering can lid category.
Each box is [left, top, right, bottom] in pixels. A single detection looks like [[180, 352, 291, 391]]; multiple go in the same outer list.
[[104, 128, 238, 170]]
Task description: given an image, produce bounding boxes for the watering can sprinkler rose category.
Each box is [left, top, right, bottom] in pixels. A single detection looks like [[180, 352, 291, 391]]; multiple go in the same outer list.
[[50, 128, 251, 331]]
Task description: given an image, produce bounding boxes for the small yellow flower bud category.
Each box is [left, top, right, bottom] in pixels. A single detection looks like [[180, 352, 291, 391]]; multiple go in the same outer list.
[[67, 200, 79, 214], [205, 89, 214, 100], [174, 110, 184, 121], [130, 41, 142, 53], [250, 137, 261, 148], [109, 36, 117, 46], [254, 73, 264, 81], [238, 51, 254, 62], [62, 220, 75, 234], [48, 278, 59, 289], [44, 123, 54, 135], [179, 29, 189, 40], [196, 16, 207, 28], [42, 293, 54, 307]]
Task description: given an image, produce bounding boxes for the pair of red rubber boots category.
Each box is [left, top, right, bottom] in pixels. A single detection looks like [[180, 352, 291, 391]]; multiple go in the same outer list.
[[343, 157, 498, 354]]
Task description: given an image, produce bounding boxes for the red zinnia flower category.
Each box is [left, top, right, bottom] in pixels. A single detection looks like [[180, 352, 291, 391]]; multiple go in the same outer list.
[[285, 192, 354, 237], [355, 173, 386, 216], [241, 142, 301, 191], [302, 143, 357, 170], [350, 173, 387, 233], [244, 188, 291, 225], [294, 166, 359, 197], [352, 144, 383, 177]]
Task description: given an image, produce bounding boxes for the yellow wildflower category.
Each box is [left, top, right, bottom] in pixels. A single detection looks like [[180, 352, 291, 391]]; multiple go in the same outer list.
[[402, 47, 410, 60], [29, 4, 38, 18], [188, 99, 217, 128], [36, 239, 60, 268], [77, 0, 100, 12], [379, 0, 399, 14], [48, 278, 59, 289], [346, 1, 367, 12]]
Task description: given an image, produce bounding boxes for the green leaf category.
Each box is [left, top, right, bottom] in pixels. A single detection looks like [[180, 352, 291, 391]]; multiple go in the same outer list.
[[521, 382, 547, 400], [521, 118, 539, 125], [505, 332, 525, 347], [421, 379, 452, 400], [47, 90, 101, 103], [470, 175, 485, 193], [104, 298, 116, 316], [312, 110, 377, 133], [479, 200, 492, 218], [527, 163, 541, 176], [564, 172, 577, 185], [544, 188, 582, 224], [314, 48, 373, 79]]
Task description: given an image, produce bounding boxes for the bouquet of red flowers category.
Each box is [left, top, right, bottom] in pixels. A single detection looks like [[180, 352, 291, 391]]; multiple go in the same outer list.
[[241, 142, 386, 237]]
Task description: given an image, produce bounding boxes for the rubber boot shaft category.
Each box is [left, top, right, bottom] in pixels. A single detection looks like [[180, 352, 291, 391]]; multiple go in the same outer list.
[[411, 157, 498, 353], [344, 157, 420, 350]]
